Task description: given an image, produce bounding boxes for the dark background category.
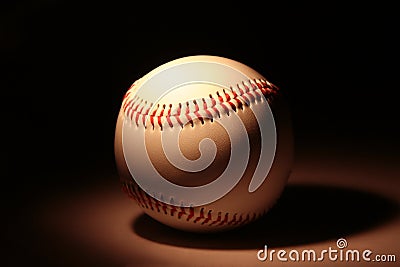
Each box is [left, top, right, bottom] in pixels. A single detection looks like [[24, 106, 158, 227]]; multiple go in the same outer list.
[[2, 1, 399, 265]]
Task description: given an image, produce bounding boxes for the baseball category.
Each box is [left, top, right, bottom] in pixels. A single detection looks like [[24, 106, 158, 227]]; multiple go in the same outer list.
[[114, 55, 294, 232]]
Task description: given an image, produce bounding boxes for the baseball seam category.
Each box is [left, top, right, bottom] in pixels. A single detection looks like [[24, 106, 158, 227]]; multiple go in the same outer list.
[[122, 181, 267, 227], [122, 78, 278, 130]]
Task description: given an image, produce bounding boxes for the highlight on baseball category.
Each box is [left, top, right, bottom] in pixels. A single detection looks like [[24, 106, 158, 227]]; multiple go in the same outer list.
[[114, 55, 294, 232]]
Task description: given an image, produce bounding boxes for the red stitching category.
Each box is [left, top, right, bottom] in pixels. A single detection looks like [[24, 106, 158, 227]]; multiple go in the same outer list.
[[123, 98, 134, 113], [193, 100, 204, 124], [250, 80, 258, 90], [143, 103, 150, 115], [184, 102, 193, 127], [236, 214, 243, 225], [177, 103, 182, 116], [122, 182, 264, 228], [227, 101, 236, 111], [122, 78, 278, 129], [223, 90, 231, 101], [154, 198, 161, 212], [129, 99, 141, 122], [202, 98, 208, 110], [157, 105, 164, 129], [175, 114, 184, 128], [202, 98, 213, 120], [216, 91, 224, 103], [177, 207, 186, 219], [166, 104, 173, 127], [123, 91, 131, 100], [139, 189, 149, 210], [124, 98, 136, 118], [193, 208, 205, 223], [185, 102, 190, 114], [166, 116, 173, 128], [202, 210, 212, 225], [161, 202, 168, 215], [216, 92, 230, 115], [209, 212, 221, 226], [135, 105, 143, 126], [242, 214, 250, 225], [170, 205, 177, 216], [218, 213, 229, 226], [187, 207, 194, 222], [210, 94, 220, 118], [228, 214, 237, 225], [143, 192, 154, 211]]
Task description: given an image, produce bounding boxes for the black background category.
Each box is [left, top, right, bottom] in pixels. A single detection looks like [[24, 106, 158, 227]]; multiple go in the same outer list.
[[2, 1, 399, 264]]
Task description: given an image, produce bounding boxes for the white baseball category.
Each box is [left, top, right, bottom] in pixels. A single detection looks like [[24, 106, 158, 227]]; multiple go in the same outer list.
[[114, 55, 294, 232]]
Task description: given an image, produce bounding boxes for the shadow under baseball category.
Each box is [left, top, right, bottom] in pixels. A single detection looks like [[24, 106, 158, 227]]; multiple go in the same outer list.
[[132, 184, 400, 249]]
